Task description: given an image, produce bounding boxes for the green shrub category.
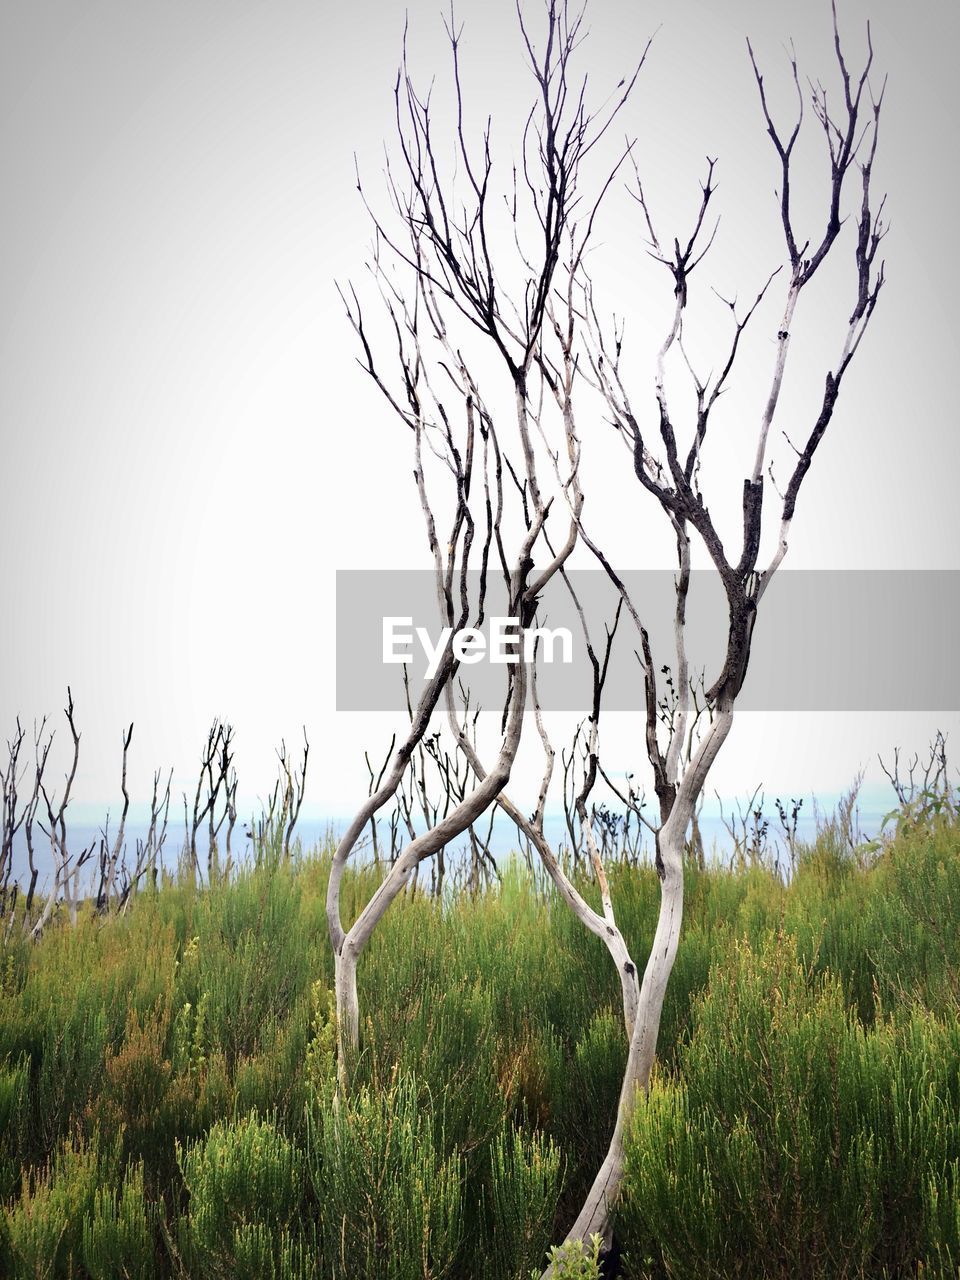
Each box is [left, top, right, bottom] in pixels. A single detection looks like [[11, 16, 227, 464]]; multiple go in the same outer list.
[[563, 1010, 625, 1175], [81, 1161, 155, 1280], [488, 1126, 563, 1280], [1, 1133, 119, 1278], [618, 930, 960, 1278], [177, 1111, 307, 1278], [535, 1233, 603, 1279], [0, 1055, 29, 1199], [308, 1072, 462, 1279], [924, 1159, 960, 1274], [1, 811, 959, 1277]]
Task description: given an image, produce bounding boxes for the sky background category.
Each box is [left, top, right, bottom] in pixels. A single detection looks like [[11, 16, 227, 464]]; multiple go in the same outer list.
[[1, 0, 958, 829]]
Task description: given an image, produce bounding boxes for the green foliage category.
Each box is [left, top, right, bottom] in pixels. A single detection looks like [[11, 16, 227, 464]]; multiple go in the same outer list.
[[304, 979, 337, 1099], [924, 1160, 960, 1274], [308, 1071, 463, 1279], [619, 930, 960, 1278], [535, 1233, 603, 1279], [177, 1111, 308, 1279], [565, 1010, 625, 1173], [1, 1132, 131, 1279], [0, 1055, 29, 1199], [0, 812, 959, 1276], [81, 1161, 155, 1280], [488, 1126, 563, 1280]]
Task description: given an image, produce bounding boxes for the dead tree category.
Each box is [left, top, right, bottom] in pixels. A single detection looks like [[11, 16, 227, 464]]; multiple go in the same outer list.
[[96, 728, 173, 915], [20, 719, 53, 921], [277, 731, 309, 858], [30, 691, 96, 938], [330, 0, 644, 1070], [879, 731, 955, 829], [717, 784, 770, 870], [119, 765, 173, 911], [388, 679, 499, 895], [248, 731, 309, 862], [184, 720, 236, 884], [342, 0, 884, 1259], [0, 719, 27, 912], [96, 723, 134, 912], [553, 4, 887, 1253]]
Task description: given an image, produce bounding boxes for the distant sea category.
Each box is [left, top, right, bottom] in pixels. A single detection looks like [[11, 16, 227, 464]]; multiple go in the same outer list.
[[7, 793, 893, 895]]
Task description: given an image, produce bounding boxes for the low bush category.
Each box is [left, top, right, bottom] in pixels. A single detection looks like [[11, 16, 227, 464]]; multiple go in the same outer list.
[[0, 814, 958, 1276]]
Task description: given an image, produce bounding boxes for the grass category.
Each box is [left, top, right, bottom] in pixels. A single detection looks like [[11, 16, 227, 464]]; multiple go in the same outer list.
[[0, 805, 959, 1276]]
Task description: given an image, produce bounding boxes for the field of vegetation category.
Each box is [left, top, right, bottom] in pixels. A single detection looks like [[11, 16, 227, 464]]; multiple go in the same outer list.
[[1, 796, 959, 1278]]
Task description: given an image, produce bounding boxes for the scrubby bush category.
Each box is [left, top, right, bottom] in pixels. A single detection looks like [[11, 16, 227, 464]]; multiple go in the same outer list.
[[177, 1111, 309, 1279], [488, 1126, 563, 1280], [0, 813, 958, 1276], [308, 1071, 463, 1279], [0, 1133, 156, 1279], [618, 930, 960, 1278], [82, 1161, 155, 1280], [535, 1233, 603, 1279]]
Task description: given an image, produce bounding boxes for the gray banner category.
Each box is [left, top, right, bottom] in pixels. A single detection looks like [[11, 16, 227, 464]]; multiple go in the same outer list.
[[335, 570, 958, 713]]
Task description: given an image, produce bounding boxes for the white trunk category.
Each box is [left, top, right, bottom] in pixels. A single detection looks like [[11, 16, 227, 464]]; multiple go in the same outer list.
[[545, 705, 733, 1270], [751, 283, 799, 483], [445, 683, 641, 1040], [333, 655, 529, 1073], [509, 795, 640, 1038]]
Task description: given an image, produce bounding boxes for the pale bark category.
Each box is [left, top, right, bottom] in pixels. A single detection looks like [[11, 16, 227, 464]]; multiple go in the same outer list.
[[326, 654, 457, 956], [448, 682, 641, 1040], [750, 282, 800, 484], [335, 642, 529, 1067], [339, 5, 887, 1271], [546, 704, 734, 1268]]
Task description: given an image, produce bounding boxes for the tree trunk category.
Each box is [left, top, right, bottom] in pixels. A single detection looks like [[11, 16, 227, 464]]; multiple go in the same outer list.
[[332, 654, 529, 1077], [547, 705, 733, 1268]]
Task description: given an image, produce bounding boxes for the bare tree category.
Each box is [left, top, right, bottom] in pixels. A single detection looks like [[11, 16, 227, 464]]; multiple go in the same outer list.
[[30, 691, 96, 938], [95, 723, 134, 912], [329, 0, 645, 1072], [276, 731, 309, 858], [119, 764, 173, 911], [363, 678, 501, 894], [0, 719, 27, 912], [2, 699, 302, 929], [184, 720, 236, 883], [95, 727, 174, 916], [247, 730, 310, 863], [21, 719, 53, 919], [879, 731, 954, 828], [341, 0, 885, 1260], [550, 4, 886, 1254]]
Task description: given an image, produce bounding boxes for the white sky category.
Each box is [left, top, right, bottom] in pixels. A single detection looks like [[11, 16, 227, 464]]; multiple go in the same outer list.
[[1, 0, 958, 824]]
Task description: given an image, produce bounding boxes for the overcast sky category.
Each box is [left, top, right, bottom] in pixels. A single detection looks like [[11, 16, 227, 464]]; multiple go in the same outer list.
[[1, 0, 958, 824]]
